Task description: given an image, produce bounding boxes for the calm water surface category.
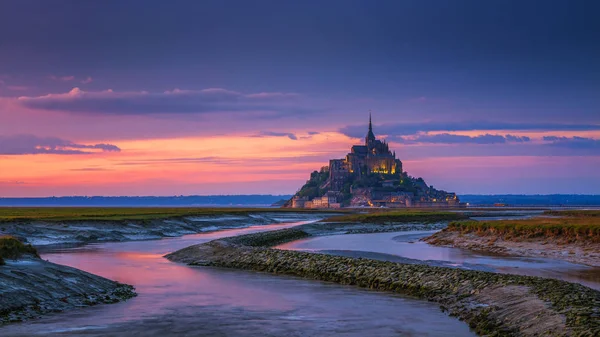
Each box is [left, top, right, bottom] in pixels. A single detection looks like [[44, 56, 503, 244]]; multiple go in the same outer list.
[[277, 230, 600, 290], [1, 219, 475, 337]]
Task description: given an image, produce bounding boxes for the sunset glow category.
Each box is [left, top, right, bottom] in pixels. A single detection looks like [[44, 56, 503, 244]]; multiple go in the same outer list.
[[0, 1, 598, 196]]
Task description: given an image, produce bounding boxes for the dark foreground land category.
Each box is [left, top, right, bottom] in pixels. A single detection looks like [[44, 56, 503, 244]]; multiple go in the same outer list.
[[0, 236, 136, 325]]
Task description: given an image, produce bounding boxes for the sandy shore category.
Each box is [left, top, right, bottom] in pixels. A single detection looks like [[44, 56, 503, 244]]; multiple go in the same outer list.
[[424, 230, 600, 267]]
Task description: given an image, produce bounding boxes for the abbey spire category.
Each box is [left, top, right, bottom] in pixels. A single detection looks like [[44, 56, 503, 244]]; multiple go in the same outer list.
[[366, 111, 376, 145]]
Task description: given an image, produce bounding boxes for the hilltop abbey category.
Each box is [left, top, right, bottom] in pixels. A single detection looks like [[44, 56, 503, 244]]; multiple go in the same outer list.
[[288, 114, 461, 209], [329, 114, 403, 191]]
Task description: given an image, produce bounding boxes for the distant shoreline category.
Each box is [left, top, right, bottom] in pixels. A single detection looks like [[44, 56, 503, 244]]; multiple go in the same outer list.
[[2, 194, 600, 207]]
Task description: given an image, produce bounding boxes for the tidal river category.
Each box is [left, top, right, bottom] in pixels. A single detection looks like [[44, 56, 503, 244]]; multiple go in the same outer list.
[[1, 218, 476, 337], [277, 230, 600, 290]]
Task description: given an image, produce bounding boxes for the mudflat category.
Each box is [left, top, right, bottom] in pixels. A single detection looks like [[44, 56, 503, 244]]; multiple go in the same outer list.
[[0, 256, 135, 325], [425, 211, 600, 267], [166, 228, 600, 337]]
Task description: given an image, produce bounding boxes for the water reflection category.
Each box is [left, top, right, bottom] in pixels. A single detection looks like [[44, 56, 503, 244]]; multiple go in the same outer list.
[[2, 220, 475, 337], [277, 231, 600, 290]]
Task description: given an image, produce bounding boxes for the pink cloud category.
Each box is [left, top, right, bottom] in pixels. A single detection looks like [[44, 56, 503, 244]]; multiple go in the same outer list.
[[81, 76, 93, 84]]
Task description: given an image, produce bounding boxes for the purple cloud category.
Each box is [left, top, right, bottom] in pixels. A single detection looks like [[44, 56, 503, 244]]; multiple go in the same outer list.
[[17, 87, 313, 116], [505, 134, 531, 142], [48, 75, 75, 82], [543, 136, 600, 151], [254, 131, 298, 140], [0, 134, 121, 155], [397, 133, 530, 145], [340, 121, 600, 138]]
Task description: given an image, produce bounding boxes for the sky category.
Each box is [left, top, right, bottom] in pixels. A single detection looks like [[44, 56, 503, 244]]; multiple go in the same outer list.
[[0, 0, 599, 197]]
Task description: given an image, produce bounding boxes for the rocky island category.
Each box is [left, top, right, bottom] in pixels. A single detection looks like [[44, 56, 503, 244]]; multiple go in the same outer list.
[[287, 114, 462, 209]]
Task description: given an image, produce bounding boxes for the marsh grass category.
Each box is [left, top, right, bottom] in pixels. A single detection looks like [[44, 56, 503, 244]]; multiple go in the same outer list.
[[325, 210, 467, 223], [0, 207, 344, 222], [0, 236, 39, 263], [448, 217, 600, 243], [543, 210, 600, 217]]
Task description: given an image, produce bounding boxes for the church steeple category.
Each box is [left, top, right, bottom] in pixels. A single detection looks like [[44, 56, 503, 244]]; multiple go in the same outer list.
[[366, 111, 376, 145]]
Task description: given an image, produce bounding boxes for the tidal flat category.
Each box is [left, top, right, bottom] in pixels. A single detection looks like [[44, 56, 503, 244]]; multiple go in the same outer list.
[[0, 210, 335, 247], [1, 218, 477, 337], [425, 210, 600, 267], [3, 207, 599, 336], [167, 228, 600, 336]]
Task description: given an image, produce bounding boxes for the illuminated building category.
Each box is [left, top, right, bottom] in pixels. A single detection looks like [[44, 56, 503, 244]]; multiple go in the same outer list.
[[328, 113, 402, 190]]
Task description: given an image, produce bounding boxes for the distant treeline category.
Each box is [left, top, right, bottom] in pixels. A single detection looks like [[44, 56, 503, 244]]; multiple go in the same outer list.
[[0, 195, 293, 207], [460, 194, 600, 206]]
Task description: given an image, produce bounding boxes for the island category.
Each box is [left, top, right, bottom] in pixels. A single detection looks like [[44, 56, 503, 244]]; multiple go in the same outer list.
[[286, 114, 463, 208]]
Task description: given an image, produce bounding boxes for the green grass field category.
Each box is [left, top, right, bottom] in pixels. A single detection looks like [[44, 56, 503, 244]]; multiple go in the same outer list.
[[0, 207, 345, 222]]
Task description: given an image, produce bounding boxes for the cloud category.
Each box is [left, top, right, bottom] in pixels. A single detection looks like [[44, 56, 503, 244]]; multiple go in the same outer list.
[[397, 133, 530, 145], [115, 154, 334, 166], [6, 85, 29, 91], [543, 136, 600, 151], [254, 131, 298, 140], [17, 87, 311, 116], [0, 180, 26, 185], [340, 121, 600, 138], [81, 76, 93, 84], [505, 134, 531, 143], [69, 167, 112, 171], [49, 75, 75, 82], [0, 78, 29, 91], [0, 134, 121, 155]]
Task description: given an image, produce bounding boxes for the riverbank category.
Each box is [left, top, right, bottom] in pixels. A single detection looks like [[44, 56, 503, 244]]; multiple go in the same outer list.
[[425, 212, 600, 267], [0, 211, 332, 247], [166, 229, 600, 336], [0, 237, 136, 325], [298, 210, 468, 235], [0, 208, 476, 248]]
